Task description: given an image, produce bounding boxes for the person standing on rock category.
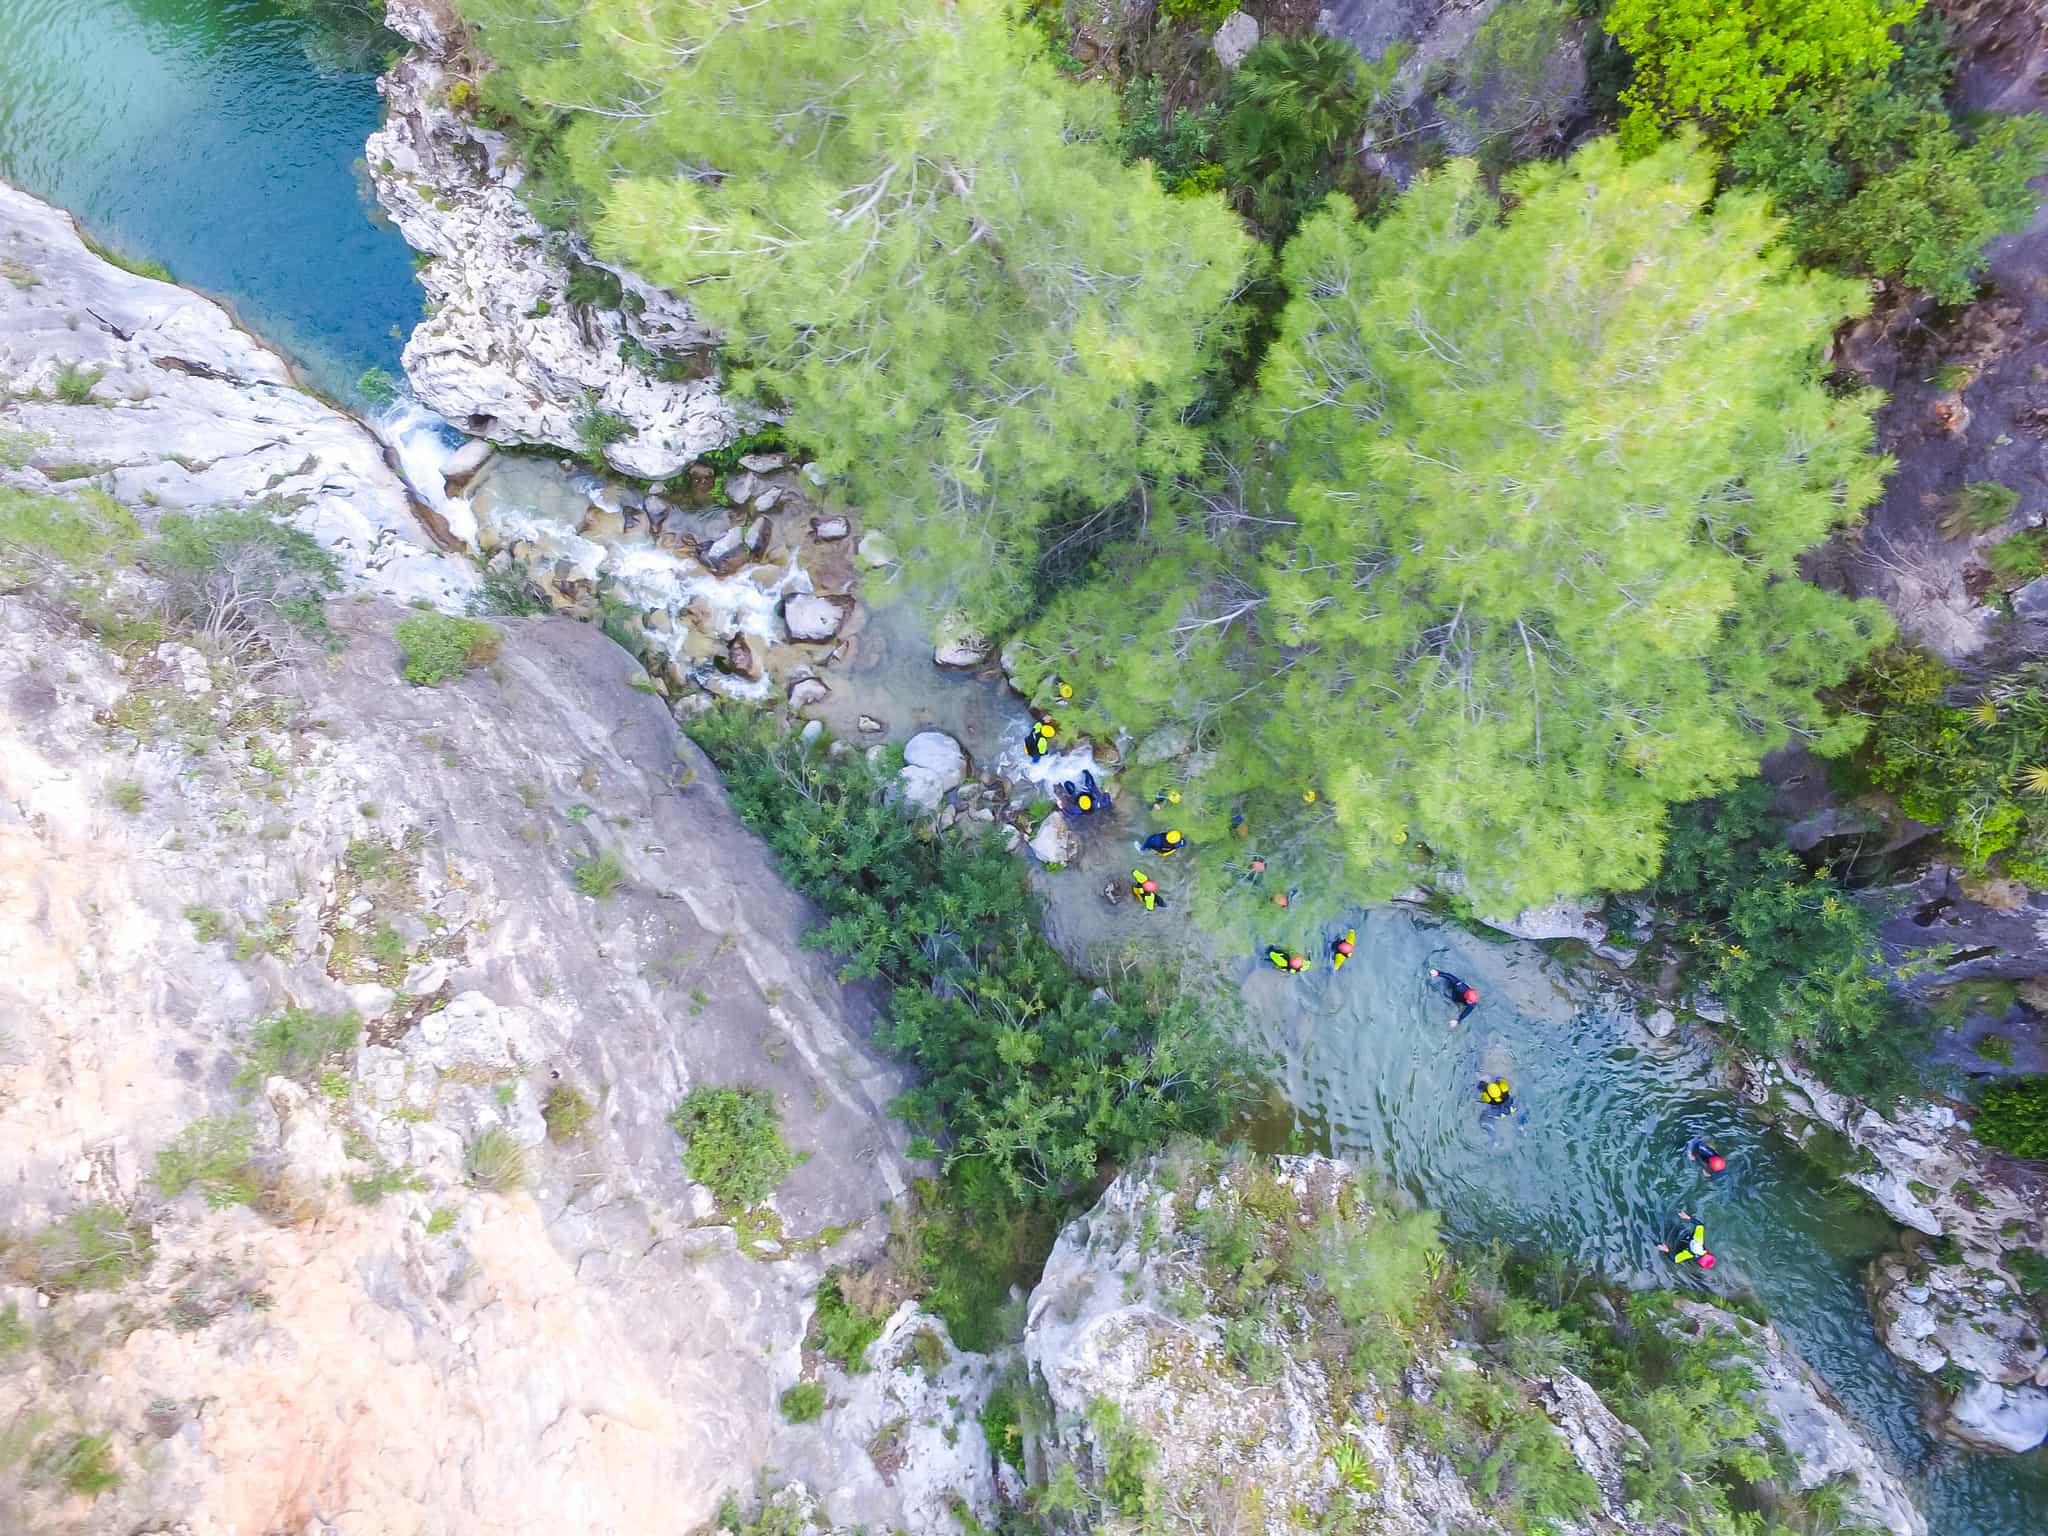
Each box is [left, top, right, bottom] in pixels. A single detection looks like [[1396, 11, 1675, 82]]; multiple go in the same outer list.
[[1138, 829, 1185, 856], [1130, 869, 1166, 911], [1026, 716, 1057, 760]]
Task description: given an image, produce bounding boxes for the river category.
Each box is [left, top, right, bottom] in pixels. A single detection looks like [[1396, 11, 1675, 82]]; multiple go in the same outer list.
[[0, 4, 2042, 1531]]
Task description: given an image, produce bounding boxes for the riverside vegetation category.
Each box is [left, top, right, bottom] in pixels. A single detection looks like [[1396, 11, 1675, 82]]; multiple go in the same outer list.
[[441, 0, 2048, 1119]]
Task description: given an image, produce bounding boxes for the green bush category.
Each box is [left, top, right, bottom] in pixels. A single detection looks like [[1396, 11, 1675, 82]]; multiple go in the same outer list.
[[2008, 1248, 2048, 1296], [572, 849, 626, 899], [813, 1271, 887, 1371], [669, 1086, 798, 1209], [145, 505, 340, 651], [1086, 1397, 1159, 1518], [21, 1204, 151, 1293], [151, 1117, 260, 1207], [355, 366, 401, 408], [465, 1127, 529, 1191], [978, 1379, 1027, 1472], [0, 485, 138, 567], [37, 1430, 119, 1497], [572, 398, 633, 465], [543, 1082, 595, 1141], [393, 613, 499, 685], [1974, 1076, 2048, 1159], [1117, 76, 1223, 193], [687, 705, 1251, 1205], [183, 905, 227, 943], [1987, 529, 2048, 589], [779, 1381, 826, 1423], [1941, 480, 2020, 538], [0, 1301, 27, 1357], [1221, 35, 1402, 235], [78, 229, 172, 281], [54, 361, 104, 405], [564, 261, 625, 311], [235, 1007, 362, 1091]]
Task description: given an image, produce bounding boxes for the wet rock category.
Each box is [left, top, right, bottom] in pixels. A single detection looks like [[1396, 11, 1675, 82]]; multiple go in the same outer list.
[[1946, 1378, 2048, 1454], [799, 719, 824, 746], [858, 715, 886, 734], [899, 732, 967, 814], [726, 635, 762, 680], [442, 438, 494, 482], [753, 485, 786, 513], [0, 183, 475, 610], [1028, 815, 1079, 867], [802, 462, 828, 488], [782, 593, 855, 644], [856, 530, 897, 569], [810, 515, 850, 541], [744, 516, 773, 560], [788, 677, 831, 710], [643, 494, 673, 526], [1212, 11, 1259, 67], [700, 526, 748, 576], [2014, 575, 2048, 624], [726, 470, 764, 507], [739, 452, 788, 474], [364, 25, 734, 477], [1477, 896, 1604, 945], [1644, 1007, 1678, 1040], [933, 612, 993, 669]]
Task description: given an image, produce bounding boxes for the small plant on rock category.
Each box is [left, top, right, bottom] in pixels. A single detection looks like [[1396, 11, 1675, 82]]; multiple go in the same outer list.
[[235, 1007, 361, 1091], [54, 362, 105, 405], [543, 1083, 596, 1141], [669, 1086, 797, 1209], [394, 613, 499, 685], [779, 1381, 826, 1424], [465, 1128, 529, 1192], [1941, 480, 2020, 538], [151, 1117, 260, 1208], [572, 849, 626, 900]]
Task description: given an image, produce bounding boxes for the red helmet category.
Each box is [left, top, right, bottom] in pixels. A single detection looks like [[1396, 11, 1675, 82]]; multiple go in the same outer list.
[[1463, 988, 1479, 1005], [1142, 879, 1158, 894], [1698, 1253, 1716, 1270], [1289, 955, 1307, 971], [1707, 1155, 1727, 1173], [1336, 940, 1355, 956]]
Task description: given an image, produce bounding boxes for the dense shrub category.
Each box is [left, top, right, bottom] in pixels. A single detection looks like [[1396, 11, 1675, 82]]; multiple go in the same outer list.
[[1974, 1076, 2048, 1160], [393, 613, 499, 685], [466, 1128, 530, 1191], [687, 705, 1252, 1204], [146, 505, 340, 657], [236, 1007, 362, 1091], [812, 1271, 887, 1371], [779, 1381, 826, 1423], [1220, 35, 1401, 235], [668, 1086, 798, 1209], [543, 1083, 595, 1141]]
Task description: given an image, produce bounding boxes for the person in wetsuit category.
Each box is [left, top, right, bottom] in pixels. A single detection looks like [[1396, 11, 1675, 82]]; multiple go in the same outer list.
[[1265, 946, 1308, 974], [1138, 829, 1185, 856], [1025, 717, 1057, 759], [1657, 1210, 1714, 1268], [1478, 1077, 1514, 1115], [1330, 929, 1357, 970], [1130, 870, 1166, 911], [1059, 770, 1104, 817], [1685, 1137, 1729, 1179], [1429, 967, 1480, 1025]]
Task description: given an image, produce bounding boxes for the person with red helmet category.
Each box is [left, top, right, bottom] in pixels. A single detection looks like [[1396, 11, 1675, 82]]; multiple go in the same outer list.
[[1685, 1137, 1729, 1178], [1428, 966, 1480, 1025], [1264, 946, 1309, 974], [1657, 1210, 1715, 1269], [1130, 869, 1166, 912], [1329, 929, 1357, 971]]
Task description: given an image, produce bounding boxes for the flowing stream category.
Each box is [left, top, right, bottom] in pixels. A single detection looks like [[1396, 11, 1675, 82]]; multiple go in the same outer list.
[[0, 5, 2042, 1531]]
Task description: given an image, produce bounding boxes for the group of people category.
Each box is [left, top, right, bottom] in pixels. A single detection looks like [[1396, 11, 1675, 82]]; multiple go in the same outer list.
[[1657, 1137, 1731, 1268]]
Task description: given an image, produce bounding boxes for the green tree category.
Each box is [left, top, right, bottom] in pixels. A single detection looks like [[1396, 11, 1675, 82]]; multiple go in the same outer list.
[[1606, 0, 1921, 147], [1026, 138, 1892, 913], [458, 0, 1255, 625], [1727, 18, 2048, 302], [1220, 36, 1403, 236]]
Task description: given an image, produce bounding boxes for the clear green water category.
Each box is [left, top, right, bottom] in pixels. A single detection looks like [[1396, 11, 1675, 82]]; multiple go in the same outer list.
[[0, 0, 417, 402]]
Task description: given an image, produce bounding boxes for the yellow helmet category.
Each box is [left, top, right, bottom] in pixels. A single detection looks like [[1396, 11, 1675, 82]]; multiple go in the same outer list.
[[1164, 829, 1183, 845], [1056, 679, 1073, 699], [1077, 794, 1093, 811], [1302, 789, 1318, 804]]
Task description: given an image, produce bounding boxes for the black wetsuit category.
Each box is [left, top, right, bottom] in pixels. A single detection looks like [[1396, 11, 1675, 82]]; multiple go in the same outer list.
[[1435, 970, 1479, 1023]]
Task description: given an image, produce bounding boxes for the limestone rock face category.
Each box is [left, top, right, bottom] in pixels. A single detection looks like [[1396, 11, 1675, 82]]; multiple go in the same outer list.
[[367, 0, 736, 477], [0, 595, 954, 1535], [0, 180, 473, 611], [1027, 813, 1079, 866], [1947, 1376, 2048, 1454], [1024, 1156, 1925, 1536], [1213, 10, 1260, 67]]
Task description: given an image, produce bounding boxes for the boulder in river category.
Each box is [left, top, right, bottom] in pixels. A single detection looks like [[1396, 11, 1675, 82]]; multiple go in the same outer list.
[[725, 634, 762, 680], [1946, 1378, 2048, 1454], [933, 612, 993, 669], [810, 515, 850, 541], [899, 732, 967, 814], [442, 437, 495, 483], [782, 592, 855, 644], [787, 676, 830, 710], [1028, 814, 1079, 867], [700, 525, 748, 576]]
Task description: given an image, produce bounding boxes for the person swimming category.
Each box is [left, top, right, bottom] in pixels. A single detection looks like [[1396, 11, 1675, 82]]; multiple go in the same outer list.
[[1477, 1077, 1514, 1114], [1265, 946, 1309, 974], [1330, 929, 1356, 970], [1657, 1210, 1714, 1268], [1429, 967, 1480, 1025], [1685, 1137, 1729, 1178]]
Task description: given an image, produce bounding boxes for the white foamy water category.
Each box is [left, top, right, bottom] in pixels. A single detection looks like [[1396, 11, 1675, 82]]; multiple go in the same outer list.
[[376, 399, 477, 546]]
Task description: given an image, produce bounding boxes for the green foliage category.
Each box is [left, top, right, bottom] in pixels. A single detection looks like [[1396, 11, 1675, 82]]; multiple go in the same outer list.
[[1941, 480, 2020, 538], [813, 1271, 887, 1371], [110, 778, 145, 813], [1974, 1076, 2048, 1159], [183, 905, 227, 943], [1117, 76, 1223, 193], [0, 485, 138, 570], [572, 849, 626, 899], [1653, 781, 1911, 1099], [144, 505, 341, 649], [78, 230, 173, 282], [978, 1378, 1027, 1472], [669, 1086, 798, 1209], [20, 1204, 152, 1294], [151, 1117, 260, 1208], [1318, 1205, 1443, 1336], [779, 1381, 826, 1423], [564, 260, 626, 311], [465, 1128, 529, 1191], [1834, 645, 2048, 883], [393, 613, 499, 684], [355, 366, 401, 408], [898, 1170, 1057, 1351], [1972, 1032, 2016, 1067], [54, 361, 105, 405], [0, 1301, 26, 1358], [1726, 19, 2048, 303], [468, 562, 549, 616], [1987, 529, 2048, 589], [2009, 1249, 2048, 1296], [1420, 1366, 1600, 1528], [458, 0, 1256, 626], [1606, 0, 1920, 147], [37, 1431, 119, 1498], [236, 1007, 362, 1091], [543, 1082, 595, 1141], [1029, 136, 1890, 915], [572, 397, 633, 466], [1159, 0, 1237, 26], [1086, 1397, 1159, 1518], [1222, 35, 1402, 235], [687, 705, 1253, 1202]]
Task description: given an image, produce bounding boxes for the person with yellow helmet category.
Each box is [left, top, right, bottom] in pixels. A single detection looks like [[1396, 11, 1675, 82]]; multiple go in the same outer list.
[[1025, 715, 1057, 760], [1130, 869, 1166, 911], [1052, 676, 1074, 701], [1058, 770, 1105, 817], [1329, 929, 1357, 970], [1138, 829, 1185, 856]]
